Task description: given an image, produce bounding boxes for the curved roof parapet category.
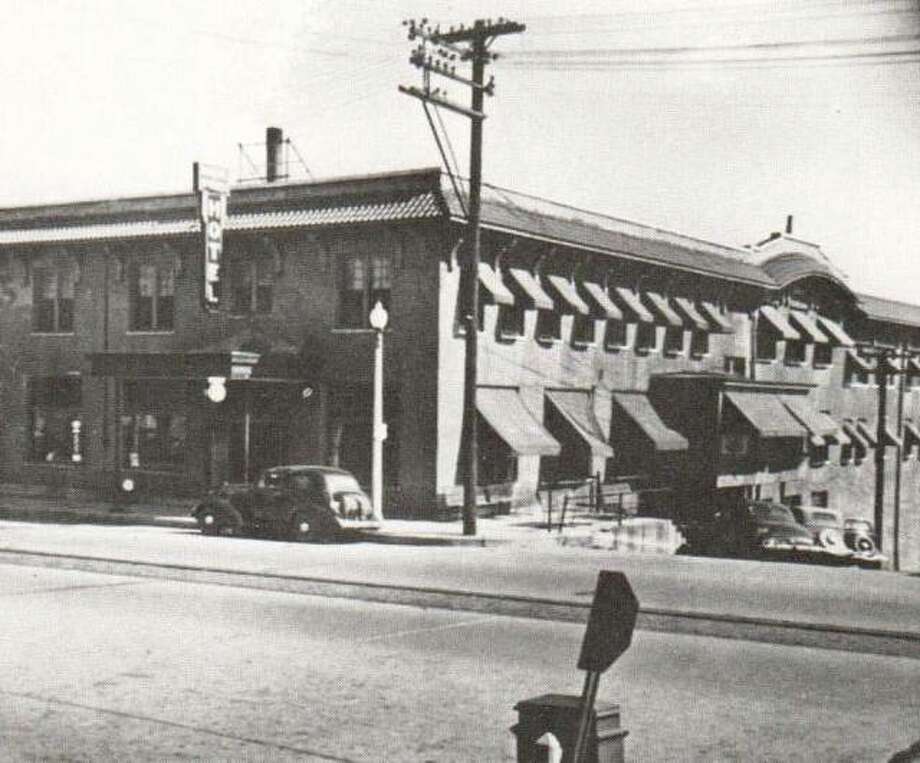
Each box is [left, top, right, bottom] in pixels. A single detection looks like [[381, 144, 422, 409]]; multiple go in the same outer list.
[[747, 232, 853, 296]]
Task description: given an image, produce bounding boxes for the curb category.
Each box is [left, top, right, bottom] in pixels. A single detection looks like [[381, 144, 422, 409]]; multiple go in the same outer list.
[[0, 547, 916, 660]]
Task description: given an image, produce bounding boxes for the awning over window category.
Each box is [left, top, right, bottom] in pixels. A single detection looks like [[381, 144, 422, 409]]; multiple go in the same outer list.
[[672, 297, 709, 330], [582, 282, 623, 320], [611, 393, 689, 451], [817, 316, 855, 347], [903, 419, 920, 444], [700, 301, 734, 333], [789, 312, 829, 343], [546, 390, 614, 457], [781, 397, 843, 447], [885, 427, 903, 448], [856, 419, 878, 447], [508, 269, 554, 311], [546, 275, 589, 315], [909, 357, 920, 373], [758, 306, 800, 341], [478, 263, 514, 306], [843, 420, 870, 451], [644, 292, 683, 327], [613, 287, 654, 323], [846, 350, 875, 373], [477, 387, 561, 456], [883, 355, 902, 374], [724, 391, 805, 439]]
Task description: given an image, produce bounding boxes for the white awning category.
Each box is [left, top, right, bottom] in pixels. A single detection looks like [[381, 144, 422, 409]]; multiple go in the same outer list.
[[546, 275, 590, 315], [546, 390, 614, 457], [673, 297, 709, 330], [759, 306, 801, 341], [477, 387, 561, 456], [789, 312, 829, 343], [817, 316, 855, 347], [582, 282, 623, 320], [644, 292, 683, 327], [508, 269, 554, 311], [700, 301, 734, 332], [613, 287, 654, 323], [478, 263, 514, 306]]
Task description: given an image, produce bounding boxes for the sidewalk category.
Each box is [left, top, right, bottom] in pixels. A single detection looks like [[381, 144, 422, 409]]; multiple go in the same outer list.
[[0, 483, 684, 552]]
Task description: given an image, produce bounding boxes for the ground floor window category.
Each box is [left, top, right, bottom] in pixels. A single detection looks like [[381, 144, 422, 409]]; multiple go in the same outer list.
[[29, 376, 83, 463], [120, 381, 187, 470]]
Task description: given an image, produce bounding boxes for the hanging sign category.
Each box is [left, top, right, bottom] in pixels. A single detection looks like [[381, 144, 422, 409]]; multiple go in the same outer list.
[[193, 162, 229, 311]]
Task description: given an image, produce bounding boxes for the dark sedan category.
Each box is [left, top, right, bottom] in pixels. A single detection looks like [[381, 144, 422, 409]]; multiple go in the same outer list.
[[192, 465, 381, 541], [680, 501, 823, 561]]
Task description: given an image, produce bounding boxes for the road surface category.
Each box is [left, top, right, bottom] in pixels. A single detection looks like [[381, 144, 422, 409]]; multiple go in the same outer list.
[[0, 562, 917, 761]]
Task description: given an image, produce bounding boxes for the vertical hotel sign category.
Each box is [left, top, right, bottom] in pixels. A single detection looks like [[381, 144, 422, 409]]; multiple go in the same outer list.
[[193, 162, 229, 311]]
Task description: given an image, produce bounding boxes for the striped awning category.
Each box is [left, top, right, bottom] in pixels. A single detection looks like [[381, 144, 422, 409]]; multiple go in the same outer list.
[[546, 275, 589, 315], [789, 312, 829, 343], [582, 282, 623, 320], [478, 263, 514, 306], [781, 397, 844, 447], [672, 297, 709, 330], [817, 316, 855, 347], [759, 306, 800, 341], [546, 390, 614, 457], [700, 301, 734, 332], [611, 393, 689, 451], [477, 387, 560, 456], [508, 269, 554, 311], [724, 391, 805, 439], [644, 292, 683, 327], [613, 287, 654, 323]]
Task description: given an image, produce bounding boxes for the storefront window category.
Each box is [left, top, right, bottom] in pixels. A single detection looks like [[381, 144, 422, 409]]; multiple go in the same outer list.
[[29, 376, 82, 463], [120, 413, 186, 470]]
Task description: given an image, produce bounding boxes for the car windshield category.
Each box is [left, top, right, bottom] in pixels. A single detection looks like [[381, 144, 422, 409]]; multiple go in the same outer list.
[[324, 473, 363, 495], [751, 504, 795, 523]]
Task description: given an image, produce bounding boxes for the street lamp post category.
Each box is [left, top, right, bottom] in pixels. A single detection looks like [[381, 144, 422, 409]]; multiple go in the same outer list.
[[369, 301, 389, 519]]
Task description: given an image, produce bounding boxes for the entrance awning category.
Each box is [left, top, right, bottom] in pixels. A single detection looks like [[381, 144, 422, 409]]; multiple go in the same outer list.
[[88, 350, 261, 380], [546, 390, 614, 457], [781, 397, 842, 447], [724, 391, 805, 439], [611, 393, 689, 451], [508, 268, 554, 311], [789, 312, 829, 343], [546, 275, 589, 315], [477, 387, 561, 456], [759, 306, 800, 341], [478, 263, 514, 306]]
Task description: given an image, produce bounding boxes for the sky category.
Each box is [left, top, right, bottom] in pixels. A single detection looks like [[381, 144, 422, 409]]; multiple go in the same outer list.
[[1, 0, 919, 302]]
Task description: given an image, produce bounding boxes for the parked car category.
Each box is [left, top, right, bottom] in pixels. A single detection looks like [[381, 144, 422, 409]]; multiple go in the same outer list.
[[843, 517, 887, 569], [192, 465, 381, 541], [679, 501, 822, 562], [788, 506, 853, 563]]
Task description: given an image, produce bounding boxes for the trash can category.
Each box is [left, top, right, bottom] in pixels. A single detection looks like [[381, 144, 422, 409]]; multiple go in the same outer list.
[[511, 693, 627, 763]]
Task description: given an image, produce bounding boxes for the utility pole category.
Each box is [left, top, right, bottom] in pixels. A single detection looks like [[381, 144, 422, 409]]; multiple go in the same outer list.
[[400, 17, 525, 535]]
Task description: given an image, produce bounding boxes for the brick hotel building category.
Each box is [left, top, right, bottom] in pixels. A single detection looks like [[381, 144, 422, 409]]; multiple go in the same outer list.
[[0, 134, 918, 570]]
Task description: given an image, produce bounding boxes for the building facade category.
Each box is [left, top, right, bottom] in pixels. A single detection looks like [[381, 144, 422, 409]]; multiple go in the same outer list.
[[0, 154, 918, 570]]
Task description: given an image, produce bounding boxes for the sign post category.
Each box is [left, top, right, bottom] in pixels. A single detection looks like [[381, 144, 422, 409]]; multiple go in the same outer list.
[[572, 571, 638, 762]]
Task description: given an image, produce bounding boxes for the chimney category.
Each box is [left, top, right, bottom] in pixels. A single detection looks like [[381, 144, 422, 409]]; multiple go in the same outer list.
[[785, 215, 794, 235], [266, 127, 284, 183]]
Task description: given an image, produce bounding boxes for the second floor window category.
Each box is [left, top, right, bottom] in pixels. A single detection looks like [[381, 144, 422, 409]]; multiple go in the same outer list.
[[130, 261, 175, 331], [228, 256, 273, 314], [33, 263, 75, 333], [338, 251, 391, 328]]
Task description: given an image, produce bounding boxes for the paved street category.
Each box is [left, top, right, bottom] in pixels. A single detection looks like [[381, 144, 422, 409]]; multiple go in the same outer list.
[[1, 520, 919, 639], [1, 562, 917, 762]]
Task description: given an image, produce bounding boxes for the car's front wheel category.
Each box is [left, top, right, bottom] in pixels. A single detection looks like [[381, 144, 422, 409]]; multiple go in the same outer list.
[[290, 511, 320, 542], [197, 506, 242, 537]]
